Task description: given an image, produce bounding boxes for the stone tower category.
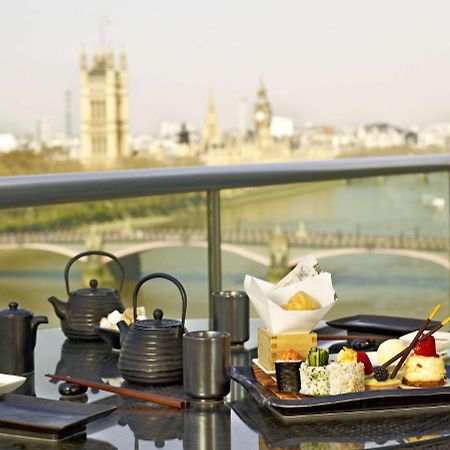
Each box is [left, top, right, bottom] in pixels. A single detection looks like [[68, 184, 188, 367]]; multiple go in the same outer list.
[[201, 91, 222, 151], [253, 80, 272, 136], [80, 48, 129, 166]]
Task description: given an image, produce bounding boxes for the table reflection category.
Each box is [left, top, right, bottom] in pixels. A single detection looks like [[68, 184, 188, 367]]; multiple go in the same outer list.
[[232, 395, 450, 449], [0, 434, 118, 449], [117, 400, 183, 447], [51, 339, 120, 397], [183, 403, 231, 450]]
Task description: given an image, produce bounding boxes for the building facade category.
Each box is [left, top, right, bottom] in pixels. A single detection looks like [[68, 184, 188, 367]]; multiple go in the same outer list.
[[80, 49, 129, 166], [203, 82, 295, 165]]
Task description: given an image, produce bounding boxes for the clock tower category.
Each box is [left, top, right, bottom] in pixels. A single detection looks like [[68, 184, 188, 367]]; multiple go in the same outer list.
[[253, 80, 272, 135]]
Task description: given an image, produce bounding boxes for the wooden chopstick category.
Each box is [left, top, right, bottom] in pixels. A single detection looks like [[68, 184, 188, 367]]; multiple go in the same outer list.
[[317, 334, 392, 341], [46, 374, 189, 409]]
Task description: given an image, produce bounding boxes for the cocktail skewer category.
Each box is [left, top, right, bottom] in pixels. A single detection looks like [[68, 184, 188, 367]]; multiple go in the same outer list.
[[389, 304, 441, 379], [379, 315, 450, 371]]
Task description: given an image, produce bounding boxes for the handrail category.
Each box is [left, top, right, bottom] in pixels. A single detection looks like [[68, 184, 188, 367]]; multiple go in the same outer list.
[[0, 154, 449, 209]]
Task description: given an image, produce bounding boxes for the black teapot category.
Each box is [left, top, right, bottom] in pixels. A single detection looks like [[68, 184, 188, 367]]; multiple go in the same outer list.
[[0, 301, 48, 376], [48, 250, 125, 340], [118, 273, 188, 385]]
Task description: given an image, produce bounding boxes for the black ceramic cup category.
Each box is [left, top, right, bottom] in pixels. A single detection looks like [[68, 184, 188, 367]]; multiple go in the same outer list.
[[275, 361, 301, 393], [183, 330, 231, 402], [212, 291, 249, 346]]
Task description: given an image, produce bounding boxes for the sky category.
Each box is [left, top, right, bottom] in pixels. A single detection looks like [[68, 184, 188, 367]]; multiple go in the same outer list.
[[1, 0, 450, 135]]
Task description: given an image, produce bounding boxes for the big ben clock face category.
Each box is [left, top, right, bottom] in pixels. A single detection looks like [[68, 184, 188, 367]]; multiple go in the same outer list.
[[255, 111, 266, 122]]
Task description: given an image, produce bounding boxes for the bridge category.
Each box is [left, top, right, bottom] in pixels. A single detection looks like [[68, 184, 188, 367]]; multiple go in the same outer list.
[[0, 227, 447, 251], [0, 228, 448, 270]]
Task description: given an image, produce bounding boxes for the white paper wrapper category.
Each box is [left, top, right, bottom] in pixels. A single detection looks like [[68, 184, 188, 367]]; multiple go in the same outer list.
[[275, 254, 320, 288], [244, 269, 337, 334]]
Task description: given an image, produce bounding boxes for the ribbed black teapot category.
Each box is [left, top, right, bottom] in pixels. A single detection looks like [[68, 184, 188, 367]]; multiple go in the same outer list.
[[0, 302, 48, 375], [118, 273, 188, 385], [48, 250, 125, 340]]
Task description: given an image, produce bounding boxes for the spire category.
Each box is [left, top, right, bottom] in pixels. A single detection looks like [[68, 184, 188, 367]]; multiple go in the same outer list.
[[254, 79, 272, 137], [257, 77, 268, 101], [207, 89, 217, 114], [80, 46, 87, 71], [119, 47, 127, 71], [106, 48, 114, 69], [202, 90, 222, 150], [259, 76, 265, 92]]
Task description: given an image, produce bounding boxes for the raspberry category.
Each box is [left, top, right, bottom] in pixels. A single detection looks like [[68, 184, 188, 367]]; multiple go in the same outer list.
[[373, 365, 389, 382]]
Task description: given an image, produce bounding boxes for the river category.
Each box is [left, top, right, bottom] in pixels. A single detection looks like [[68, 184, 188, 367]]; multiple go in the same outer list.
[[0, 172, 448, 327]]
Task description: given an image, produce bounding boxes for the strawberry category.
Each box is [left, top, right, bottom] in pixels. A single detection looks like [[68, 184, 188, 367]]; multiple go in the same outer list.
[[414, 335, 438, 357], [357, 351, 373, 375]]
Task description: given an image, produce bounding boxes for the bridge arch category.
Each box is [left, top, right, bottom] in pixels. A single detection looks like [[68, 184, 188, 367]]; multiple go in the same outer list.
[[0, 243, 78, 259], [289, 248, 450, 270], [114, 241, 271, 266]]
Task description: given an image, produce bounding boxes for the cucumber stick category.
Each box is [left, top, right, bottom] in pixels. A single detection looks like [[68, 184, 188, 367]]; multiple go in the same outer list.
[[307, 347, 329, 366]]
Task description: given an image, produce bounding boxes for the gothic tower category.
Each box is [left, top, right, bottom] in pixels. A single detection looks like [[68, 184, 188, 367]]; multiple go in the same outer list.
[[80, 48, 129, 166], [201, 91, 222, 151], [253, 80, 272, 136]]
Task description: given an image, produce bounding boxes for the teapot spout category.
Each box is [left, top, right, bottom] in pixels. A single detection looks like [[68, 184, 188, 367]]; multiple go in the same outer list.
[[48, 296, 69, 321], [117, 320, 130, 345]]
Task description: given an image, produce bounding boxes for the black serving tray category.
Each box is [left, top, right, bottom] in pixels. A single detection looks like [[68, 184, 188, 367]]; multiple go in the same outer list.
[[0, 394, 116, 440], [231, 366, 450, 423], [326, 314, 441, 337]]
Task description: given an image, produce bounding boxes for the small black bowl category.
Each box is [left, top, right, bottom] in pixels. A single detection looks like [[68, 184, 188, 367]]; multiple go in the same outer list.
[[96, 327, 121, 350]]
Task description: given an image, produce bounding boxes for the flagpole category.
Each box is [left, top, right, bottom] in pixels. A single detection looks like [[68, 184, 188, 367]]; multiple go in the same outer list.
[[100, 19, 105, 50]]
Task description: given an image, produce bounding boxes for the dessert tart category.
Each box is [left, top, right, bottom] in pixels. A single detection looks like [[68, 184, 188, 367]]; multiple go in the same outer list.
[[402, 336, 446, 388], [365, 376, 401, 390]]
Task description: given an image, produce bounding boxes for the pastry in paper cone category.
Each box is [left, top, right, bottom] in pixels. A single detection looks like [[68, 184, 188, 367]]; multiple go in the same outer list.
[[282, 291, 320, 311], [244, 270, 337, 334]]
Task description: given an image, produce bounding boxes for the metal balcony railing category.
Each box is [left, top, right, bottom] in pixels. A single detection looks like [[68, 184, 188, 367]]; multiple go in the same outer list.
[[1, 153, 450, 316]]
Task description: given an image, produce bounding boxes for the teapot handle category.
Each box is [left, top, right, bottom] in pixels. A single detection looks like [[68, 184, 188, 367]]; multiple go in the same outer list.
[[132, 273, 187, 328], [64, 250, 125, 295]]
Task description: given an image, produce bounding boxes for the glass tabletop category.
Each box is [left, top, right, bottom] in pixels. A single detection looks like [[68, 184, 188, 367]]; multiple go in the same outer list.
[[3, 320, 450, 449]]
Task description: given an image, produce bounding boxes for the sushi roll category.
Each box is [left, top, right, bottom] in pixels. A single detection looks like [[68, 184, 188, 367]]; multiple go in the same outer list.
[[300, 347, 330, 396], [327, 347, 365, 395], [275, 349, 302, 393]]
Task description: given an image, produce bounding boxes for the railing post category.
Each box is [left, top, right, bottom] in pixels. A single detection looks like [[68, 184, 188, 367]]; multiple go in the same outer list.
[[207, 190, 222, 324]]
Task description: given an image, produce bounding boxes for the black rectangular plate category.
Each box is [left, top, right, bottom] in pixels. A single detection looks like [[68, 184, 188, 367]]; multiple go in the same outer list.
[[232, 366, 450, 423], [326, 314, 440, 337], [0, 394, 116, 440]]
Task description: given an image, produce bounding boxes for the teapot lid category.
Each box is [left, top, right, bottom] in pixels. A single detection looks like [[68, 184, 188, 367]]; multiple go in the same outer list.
[[72, 279, 117, 297], [0, 301, 32, 318], [134, 309, 182, 330]]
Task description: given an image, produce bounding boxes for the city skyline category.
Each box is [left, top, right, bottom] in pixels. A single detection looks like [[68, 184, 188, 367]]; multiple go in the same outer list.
[[1, 0, 450, 135]]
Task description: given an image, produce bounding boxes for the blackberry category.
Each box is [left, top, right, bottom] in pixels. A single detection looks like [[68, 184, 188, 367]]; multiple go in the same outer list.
[[373, 365, 389, 382]]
